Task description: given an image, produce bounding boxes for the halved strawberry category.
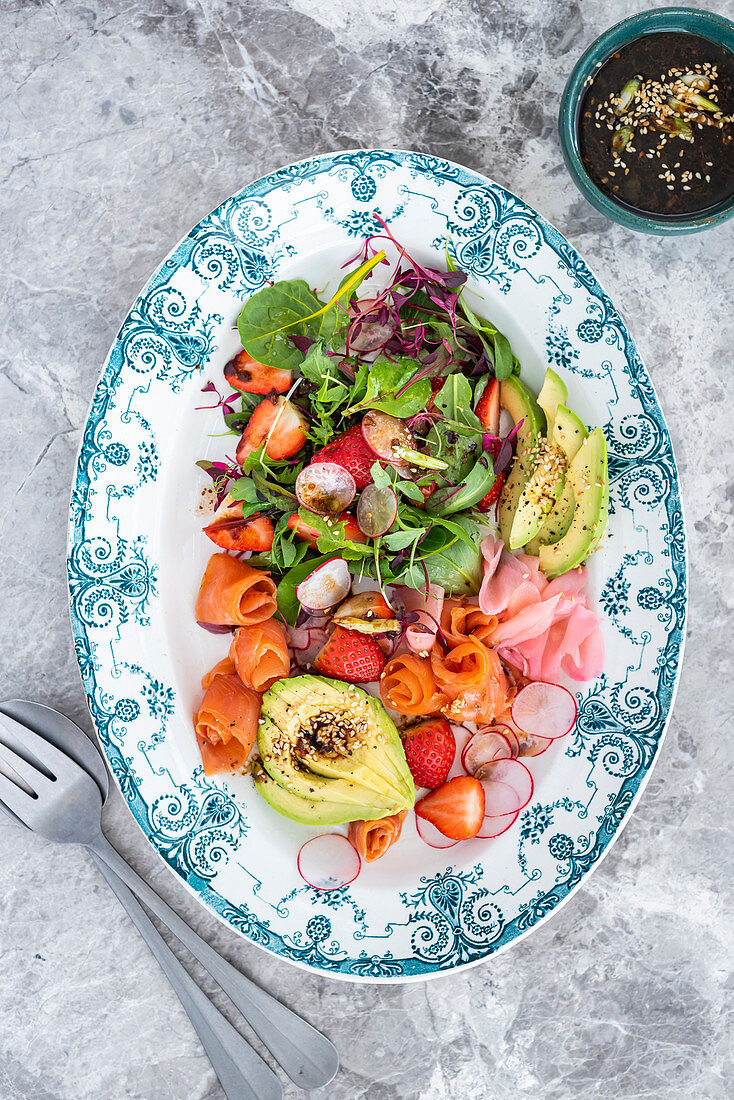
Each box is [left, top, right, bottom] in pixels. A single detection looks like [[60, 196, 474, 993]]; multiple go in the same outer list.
[[286, 511, 366, 548], [310, 423, 375, 490], [475, 377, 500, 435], [224, 349, 292, 395], [236, 396, 307, 464], [477, 470, 505, 511], [402, 719, 455, 789], [203, 507, 274, 552], [313, 625, 386, 683], [413, 479, 438, 510], [414, 775, 485, 839]]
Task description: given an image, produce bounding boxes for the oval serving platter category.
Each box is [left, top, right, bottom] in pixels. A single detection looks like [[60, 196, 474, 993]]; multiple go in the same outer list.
[[68, 150, 686, 982]]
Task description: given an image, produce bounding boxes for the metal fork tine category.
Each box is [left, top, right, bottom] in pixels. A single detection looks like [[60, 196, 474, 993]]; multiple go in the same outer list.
[[0, 738, 56, 795], [0, 772, 44, 829], [0, 712, 84, 783]]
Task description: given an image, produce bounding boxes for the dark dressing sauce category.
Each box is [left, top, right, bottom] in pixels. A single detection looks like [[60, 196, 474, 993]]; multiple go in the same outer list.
[[578, 32, 734, 218]]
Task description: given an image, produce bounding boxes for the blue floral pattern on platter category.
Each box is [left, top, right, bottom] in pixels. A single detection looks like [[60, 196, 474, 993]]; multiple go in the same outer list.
[[67, 150, 687, 982]]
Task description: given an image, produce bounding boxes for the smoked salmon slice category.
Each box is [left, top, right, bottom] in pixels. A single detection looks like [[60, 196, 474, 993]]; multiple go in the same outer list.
[[432, 639, 509, 724], [196, 728, 252, 775], [348, 809, 408, 863], [440, 599, 498, 647], [195, 553, 277, 627], [201, 656, 236, 689], [380, 653, 447, 717], [194, 672, 261, 775], [229, 618, 290, 693]]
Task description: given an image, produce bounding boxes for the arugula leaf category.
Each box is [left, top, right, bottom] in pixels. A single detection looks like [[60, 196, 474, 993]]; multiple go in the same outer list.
[[382, 528, 424, 552], [433, 374, 481, 429], [347, 357, 431, 418], [238, 252, 385, 371], [395, 479, 425, 503], [297, 508, 370, 560]]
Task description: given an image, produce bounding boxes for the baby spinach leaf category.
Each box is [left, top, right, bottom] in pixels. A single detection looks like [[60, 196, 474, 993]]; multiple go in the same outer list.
[[275, 552, 333, 625], [492, 332, 513, 381], [425, 455, 495, 516], [392, 514, 483, 596], [238, 251, 385, 371]]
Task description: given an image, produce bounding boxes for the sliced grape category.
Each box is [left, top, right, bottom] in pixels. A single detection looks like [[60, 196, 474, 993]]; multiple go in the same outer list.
[[361, 411, 414, 467], [356, 485, 398, 537], [295, 462, 356, 515]]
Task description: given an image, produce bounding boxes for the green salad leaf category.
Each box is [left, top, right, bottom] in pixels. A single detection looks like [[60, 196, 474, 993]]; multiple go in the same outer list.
[[347, 357, 431, 418], [238, 251, 385, 371], [275, 552, 334, 625], [391, 514, 484, 596]]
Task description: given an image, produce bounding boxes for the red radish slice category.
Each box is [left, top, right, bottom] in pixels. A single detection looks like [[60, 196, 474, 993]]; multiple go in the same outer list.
[[297, 834, 361, 891], [295, 558, 351, 611], [512, 682, 577, 740], [415, 814, 460, 849], [361, 411, 414, 466], [446, 724, 473, 781], [474, 810, 519, 839], [476, 757, 534, 816], [356, 485, 398, 537], [462, 729, 513, 775], [296, 462, 356, 515]]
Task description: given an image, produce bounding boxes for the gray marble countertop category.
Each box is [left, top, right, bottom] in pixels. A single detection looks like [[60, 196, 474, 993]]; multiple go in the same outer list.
[[1, 2, 732, 1098]]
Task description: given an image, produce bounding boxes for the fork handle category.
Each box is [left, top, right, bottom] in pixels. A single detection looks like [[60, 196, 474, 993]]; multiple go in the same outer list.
[[89, 852, 282, 1100], [87, 833, 339, 1091]]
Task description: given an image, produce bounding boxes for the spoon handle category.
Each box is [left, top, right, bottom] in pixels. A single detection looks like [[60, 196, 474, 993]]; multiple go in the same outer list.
[[89, 852, 282, 1100], [88, 832, 339, 1092]]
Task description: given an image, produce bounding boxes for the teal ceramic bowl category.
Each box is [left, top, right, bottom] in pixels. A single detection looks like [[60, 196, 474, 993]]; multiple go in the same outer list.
[[559, 7, 734, 234]]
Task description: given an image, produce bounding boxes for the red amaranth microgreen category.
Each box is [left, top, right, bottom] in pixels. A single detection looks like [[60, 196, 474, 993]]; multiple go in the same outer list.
[[196, 382, 241, 417]]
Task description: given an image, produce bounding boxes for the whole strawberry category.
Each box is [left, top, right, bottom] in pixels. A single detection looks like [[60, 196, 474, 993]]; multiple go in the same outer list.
[[313, 626, 386, 683], [311, 423, 375, 490], [401, 719, 456, 789]]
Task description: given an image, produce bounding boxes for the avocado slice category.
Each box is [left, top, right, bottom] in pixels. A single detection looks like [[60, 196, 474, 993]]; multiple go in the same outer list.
[[499, 375, 546, 442], [537, 368, 568, 430], [497, 376, 547, 544], [254, 675, 415, 826], [538, 427, 608, 578], [252, 759, 392, 826], [508, 439, 567, 550], [525, 406, 589, 554]]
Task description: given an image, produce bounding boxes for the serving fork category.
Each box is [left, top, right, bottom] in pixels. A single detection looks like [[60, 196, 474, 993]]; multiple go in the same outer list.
[[0, 702, 339, 1095]]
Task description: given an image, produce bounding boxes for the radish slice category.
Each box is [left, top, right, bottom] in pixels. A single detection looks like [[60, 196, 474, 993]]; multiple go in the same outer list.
[[462, 728, 513, 774], [476, 757, 534, 816], [297, 834, 361, 891], [356, 485, 398, 537], [512, 682, 577, 740], [474, 810, 519, 839], [361, 411, 414, 466], [295, 558, 351, 611], [415, 814, 460, 849], [446, 723, 473, 781], [295, 462, 356, 515], [501, 725, 521, 758]]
